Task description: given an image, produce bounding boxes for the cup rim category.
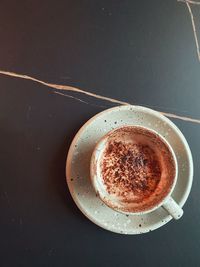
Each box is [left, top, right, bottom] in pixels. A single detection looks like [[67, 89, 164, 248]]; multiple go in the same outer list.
[[90, 124, 178, 215]]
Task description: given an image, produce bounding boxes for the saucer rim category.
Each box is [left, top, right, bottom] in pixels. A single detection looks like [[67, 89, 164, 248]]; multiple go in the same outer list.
[[66, 105, 193, 234]]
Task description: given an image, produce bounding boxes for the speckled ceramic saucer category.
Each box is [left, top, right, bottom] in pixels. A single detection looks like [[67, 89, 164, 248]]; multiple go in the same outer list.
[[66, 106, 193, 234]]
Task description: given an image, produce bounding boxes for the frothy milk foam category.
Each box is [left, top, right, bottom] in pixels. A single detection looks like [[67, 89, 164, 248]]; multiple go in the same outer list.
[[93, 126, 176, 213]]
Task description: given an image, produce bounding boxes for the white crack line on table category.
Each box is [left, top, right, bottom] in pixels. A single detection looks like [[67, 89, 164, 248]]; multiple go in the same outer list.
[[0, 70, 200, 124], [0, 70, 128, 106], [54, 91, 108, 108], [178, 0, 200, 61]]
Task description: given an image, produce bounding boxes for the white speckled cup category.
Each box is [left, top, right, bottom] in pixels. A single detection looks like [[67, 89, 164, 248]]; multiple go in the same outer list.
[[90, 125, 183, 220]]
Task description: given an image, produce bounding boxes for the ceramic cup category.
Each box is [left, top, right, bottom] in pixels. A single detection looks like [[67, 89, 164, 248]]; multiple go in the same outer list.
[[90, 125, 183, 220]]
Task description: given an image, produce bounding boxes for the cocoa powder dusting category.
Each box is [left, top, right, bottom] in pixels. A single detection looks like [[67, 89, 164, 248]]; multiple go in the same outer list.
[[101, 141, 161, 200]]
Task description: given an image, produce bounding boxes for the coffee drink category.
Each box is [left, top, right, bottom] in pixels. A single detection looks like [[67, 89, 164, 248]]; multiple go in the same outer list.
[[92, 126, 176, 213]]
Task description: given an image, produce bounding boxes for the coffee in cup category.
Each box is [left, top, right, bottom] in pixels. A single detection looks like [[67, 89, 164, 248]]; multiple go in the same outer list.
[[90, 126, 183, 219]]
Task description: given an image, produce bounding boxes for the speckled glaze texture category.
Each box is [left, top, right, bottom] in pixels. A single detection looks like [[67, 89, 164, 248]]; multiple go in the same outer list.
[[66, 105, 193, 234]]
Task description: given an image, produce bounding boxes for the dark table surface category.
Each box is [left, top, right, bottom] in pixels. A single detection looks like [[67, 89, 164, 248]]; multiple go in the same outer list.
[[1, 1, 200, 266]]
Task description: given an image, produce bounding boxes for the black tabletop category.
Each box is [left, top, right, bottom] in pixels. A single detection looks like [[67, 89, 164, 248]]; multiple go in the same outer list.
[[1, 1, 200, 266]]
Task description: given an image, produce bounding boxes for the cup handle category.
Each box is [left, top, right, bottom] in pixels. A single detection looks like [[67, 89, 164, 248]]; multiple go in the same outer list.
[[162, 196, 183, 220]]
